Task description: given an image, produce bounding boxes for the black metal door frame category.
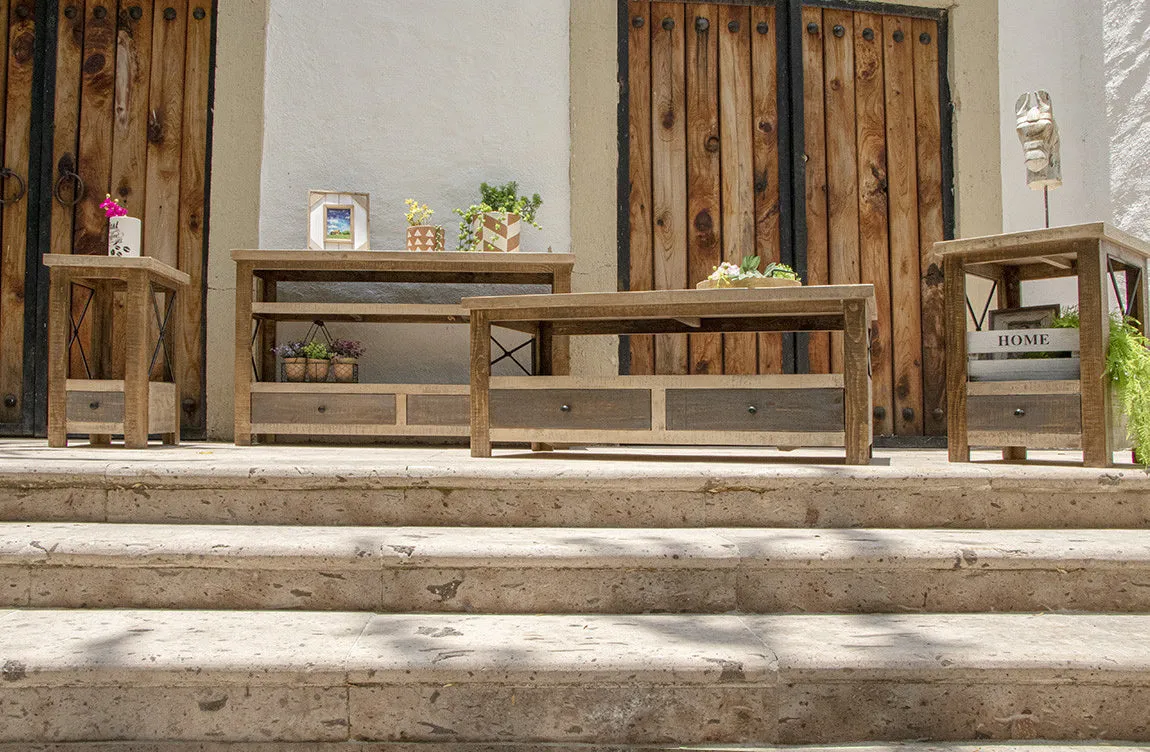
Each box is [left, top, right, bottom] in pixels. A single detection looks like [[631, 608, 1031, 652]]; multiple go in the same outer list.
[[616, 0, 953, 376]]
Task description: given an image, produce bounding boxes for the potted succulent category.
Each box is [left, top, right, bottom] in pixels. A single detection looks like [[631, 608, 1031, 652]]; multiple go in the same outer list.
[[454, 181, 542, 252], [102, 195, 141, 257], [302, 340, 331, 382], [273, 340, 308, 382], [404, 199, 444, 251], [330, 338, 364, 383], [697, 255, 801, 289]]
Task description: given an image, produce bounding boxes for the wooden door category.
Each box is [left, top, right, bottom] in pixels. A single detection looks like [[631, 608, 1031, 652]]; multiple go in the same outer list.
[[801, 5, 946, 437], [627, 0, 783, 377], [0, 0, 40, 434], [624, 0, 949, 439], [47, 0, 213, 435]]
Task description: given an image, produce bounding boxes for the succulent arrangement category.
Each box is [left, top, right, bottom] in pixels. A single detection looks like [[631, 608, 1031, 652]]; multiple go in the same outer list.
[[455, 181, 542, 251], [706, 255, 800, 287]]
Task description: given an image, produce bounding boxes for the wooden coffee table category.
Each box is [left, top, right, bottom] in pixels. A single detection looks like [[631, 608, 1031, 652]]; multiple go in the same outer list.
[[462, 285, 876, 464]]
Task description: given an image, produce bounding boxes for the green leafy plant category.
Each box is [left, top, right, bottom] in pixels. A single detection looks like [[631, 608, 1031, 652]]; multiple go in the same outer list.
[[1106, 317, 1150, 464], [707, 255, 800, 286], [1050, 306, 1150, 464], [454, 181, 543, 251], [301, 341, 330, 360]]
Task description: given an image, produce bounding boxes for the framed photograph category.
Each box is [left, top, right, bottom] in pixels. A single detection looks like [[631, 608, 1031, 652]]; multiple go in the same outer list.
[[989, 304, 1060, 332], [308, 191, 370, 250]]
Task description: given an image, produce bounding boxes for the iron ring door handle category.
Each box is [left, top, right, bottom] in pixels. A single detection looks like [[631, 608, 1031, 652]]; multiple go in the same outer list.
[[54, 170, 85, 207], [0, 168, 25, 205]]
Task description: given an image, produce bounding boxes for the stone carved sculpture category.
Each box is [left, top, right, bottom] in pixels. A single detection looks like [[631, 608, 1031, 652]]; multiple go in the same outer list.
[[1015, 90, 1062, 190]]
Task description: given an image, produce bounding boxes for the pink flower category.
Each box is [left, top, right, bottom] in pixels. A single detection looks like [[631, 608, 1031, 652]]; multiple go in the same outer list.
[[100, 195, 128, 218]]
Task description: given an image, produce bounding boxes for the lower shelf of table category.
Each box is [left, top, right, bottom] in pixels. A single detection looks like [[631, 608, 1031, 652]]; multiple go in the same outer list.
[[65, 379, 177, 435], [248, 383, 470, 437]]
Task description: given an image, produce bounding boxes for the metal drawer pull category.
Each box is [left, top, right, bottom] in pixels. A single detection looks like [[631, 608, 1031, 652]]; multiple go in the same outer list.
[[560, 404, 571, 412], [1014, 408, 1026, 417], [317, 405, 326, 413], [89, 401, 100, 410], [747, 405, 757, 414]]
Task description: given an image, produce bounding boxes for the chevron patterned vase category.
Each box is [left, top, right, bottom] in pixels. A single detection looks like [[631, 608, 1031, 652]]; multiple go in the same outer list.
[[406, 225, 445, 251], [473, 212, 521, 252]]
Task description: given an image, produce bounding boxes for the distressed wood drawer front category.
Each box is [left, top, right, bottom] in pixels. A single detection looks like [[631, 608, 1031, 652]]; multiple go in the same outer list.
[[491, 389, 651, 430], [967, 393, 1082, 435], [407, 394, 469, 426], [251, 393, 396, 425], [67, 391, 126, 424], [666, 388, 844, 432]]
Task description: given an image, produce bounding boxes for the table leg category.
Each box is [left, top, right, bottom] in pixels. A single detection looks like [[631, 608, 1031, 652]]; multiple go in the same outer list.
[[551, 267, 571, 375], [470, 312, 493, 457], [843, 300, 873, 465], [944, 256, 970, 462], [47, 270, 70, 448], [123, 273, 151, 449], [1079, 244, 1113, 467], [532, 322, 555, 452], [164, 286, 182, 446], [234, 262, 255, 446]]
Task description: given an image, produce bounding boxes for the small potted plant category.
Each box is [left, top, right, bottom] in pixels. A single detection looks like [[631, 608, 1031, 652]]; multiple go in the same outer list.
[[302, 340, 331, 382], [329, 338, 364, 383], [273, 340, 307, 382], [102, 195, 141, 257], [454, 181, 542, 252], [697, 255, 801, 289], [404, 199, 444, 251]]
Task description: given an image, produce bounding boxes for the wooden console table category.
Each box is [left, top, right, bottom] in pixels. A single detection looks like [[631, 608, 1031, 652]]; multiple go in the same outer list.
[[939, 223, 1150, 467], [232, 250, 575, 445], [45, 255, 189, 448], [462, 285, 876, 464]]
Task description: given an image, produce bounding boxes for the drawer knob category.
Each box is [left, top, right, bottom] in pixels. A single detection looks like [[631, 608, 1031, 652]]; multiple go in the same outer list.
[[1014, 408, 1026, 417], [317, 405, 326, 414], [560, 404, 571, 413], [747, 405, 757, 415], [88, 401, 100, 410]]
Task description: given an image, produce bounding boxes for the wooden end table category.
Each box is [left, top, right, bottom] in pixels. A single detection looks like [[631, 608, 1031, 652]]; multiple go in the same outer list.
[[44, 255, 190, 448], [938, 222, 1150, 466], [462, 285, 876, 464]]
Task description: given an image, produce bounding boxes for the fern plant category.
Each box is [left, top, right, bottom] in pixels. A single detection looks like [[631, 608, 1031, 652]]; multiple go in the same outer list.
[[1106, 317, 1150, 464]]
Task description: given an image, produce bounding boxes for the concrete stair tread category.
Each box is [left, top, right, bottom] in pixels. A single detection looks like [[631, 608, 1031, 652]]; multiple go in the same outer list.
[[6, 745, 1150, 752], [4, 523, 1150, 568], [5, 610, 1150, 685]]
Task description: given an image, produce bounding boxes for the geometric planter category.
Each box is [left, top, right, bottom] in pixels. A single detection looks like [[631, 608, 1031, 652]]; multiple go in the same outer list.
[[472, 211, 521, 253], [406, 225, 444, 252], [696, 276, 802, 290]]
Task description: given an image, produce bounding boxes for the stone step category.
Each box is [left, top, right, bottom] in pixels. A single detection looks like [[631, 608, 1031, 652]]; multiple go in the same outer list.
[[6, 745, 1150, 752], [4, 523, 1150, 613], [2, 610, 1149, 744], [2, 443, 1149, 529]]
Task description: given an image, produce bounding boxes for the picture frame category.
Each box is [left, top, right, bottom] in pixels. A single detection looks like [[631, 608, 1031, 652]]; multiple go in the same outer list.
[[308, 191, 370, 250], [988, 304, 1061, 332]]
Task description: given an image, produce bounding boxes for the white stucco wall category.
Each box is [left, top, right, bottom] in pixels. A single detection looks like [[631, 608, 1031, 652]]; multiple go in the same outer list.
[[997, 0, 1150, 309], [257, 0, 571, 384]]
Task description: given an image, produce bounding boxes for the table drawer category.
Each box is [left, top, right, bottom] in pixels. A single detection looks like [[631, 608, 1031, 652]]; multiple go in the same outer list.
[[666, 388, 843, 432], [67, 391, 125, 424], [491, 389, 651, 430], [407, 394, 469, 426], [251, 392, 396, 426], [967, 393, 1082, 435]]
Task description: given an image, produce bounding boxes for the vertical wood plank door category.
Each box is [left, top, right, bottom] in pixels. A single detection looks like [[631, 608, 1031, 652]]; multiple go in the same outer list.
[[625, 1, 950, 438], [627, 0, 781, 378], [796, 3, 948, 437], [44, 0, 215, 436]]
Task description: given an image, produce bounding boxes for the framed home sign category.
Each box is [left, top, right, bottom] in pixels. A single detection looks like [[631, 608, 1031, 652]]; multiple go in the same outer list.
[[308, 191, 371, 250]]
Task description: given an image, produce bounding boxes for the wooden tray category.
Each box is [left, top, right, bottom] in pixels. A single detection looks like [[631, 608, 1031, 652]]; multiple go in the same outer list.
[[695, 277, 802, 290]]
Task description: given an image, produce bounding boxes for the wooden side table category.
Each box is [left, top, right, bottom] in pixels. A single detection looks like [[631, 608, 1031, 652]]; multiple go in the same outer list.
[[462, 285, 877, 464], [44, 255, 190, 448], [938, 223, 1150, 467]]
